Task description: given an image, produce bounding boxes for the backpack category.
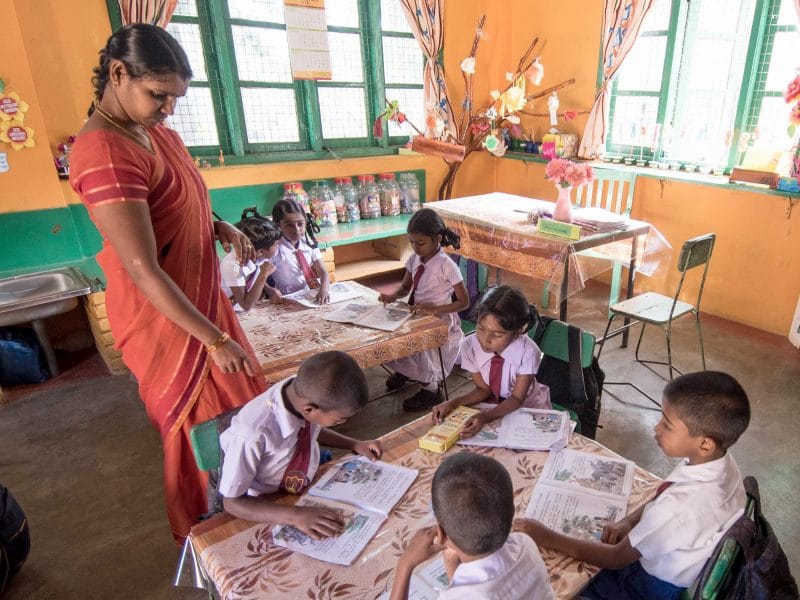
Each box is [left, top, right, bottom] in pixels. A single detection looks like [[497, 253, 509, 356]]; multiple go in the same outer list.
[[689, 476, 799, 600], [0, 483, 30, 594], [532, 315, 605, 439]]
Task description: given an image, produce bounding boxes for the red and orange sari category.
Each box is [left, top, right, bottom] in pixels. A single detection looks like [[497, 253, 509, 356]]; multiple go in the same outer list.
[[70, 126, 266, 543]]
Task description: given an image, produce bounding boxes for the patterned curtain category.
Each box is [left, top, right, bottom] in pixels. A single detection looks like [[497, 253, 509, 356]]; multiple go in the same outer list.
[[118, 0, 177, 27], [399, 0, 457, 141], [795, 0, 800, 25], [578, 0, 654, 158]]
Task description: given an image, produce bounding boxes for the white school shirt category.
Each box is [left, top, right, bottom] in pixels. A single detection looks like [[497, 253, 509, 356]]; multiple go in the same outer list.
[[270, 236, 323, 294], [628, 452, 745, 588], [218, 377, 322, 498], [460, 334, 550, 408], [438, 533, 555, 600], [219, 253, 268, 298]]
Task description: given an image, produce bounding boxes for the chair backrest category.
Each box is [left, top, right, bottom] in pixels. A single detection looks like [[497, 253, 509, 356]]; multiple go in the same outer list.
[[190, 407, 242, 472], [535, 319, 596, 368], [574, 168, 637, 215], [672, 233, 716, 314]]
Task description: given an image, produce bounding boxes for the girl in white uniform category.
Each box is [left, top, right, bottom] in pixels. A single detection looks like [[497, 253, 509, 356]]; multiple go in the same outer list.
[[432, 285, 551, 438], [379, 208, 469, 411]]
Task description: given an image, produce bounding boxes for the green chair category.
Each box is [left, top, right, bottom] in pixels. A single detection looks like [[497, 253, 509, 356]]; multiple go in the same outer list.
[[596, 234, 715, 403], [541, 168, 637, 311]]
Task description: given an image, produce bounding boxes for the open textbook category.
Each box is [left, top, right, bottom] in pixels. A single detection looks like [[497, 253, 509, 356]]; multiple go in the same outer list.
[[272, 456, 418, 565], [377, 556, 449, 600], [524, 448, 635, 541], [323, 301, 412, 331], [283, 281, 365, 308], [458, 407, 571, 451]]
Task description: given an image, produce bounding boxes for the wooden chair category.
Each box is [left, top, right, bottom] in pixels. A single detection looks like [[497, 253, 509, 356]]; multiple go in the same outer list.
[[541, 168, 637, 311]]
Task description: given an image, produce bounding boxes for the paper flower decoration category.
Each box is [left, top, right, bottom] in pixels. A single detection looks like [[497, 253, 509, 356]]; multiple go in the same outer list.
[[786, 74, 800, 137], [483, 131, 507, 157], [545, 157, 594, 188], [460, 57, 476, 75], [526, 57, 544, 86], [494, 75, 527, 117], [0, 122, 35, 150], [0, 91, 29, 124], [425, 105, 446, 139]]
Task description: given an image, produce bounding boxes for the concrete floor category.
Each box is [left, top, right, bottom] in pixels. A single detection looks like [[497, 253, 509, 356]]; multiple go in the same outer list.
[[1, 281, 798, 599]]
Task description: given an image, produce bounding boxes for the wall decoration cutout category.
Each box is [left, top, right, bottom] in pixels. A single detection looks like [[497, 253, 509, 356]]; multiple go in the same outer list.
[[0, 79, 29, 124], [0, 122, 35, 150], [0, 79, 34, 150]]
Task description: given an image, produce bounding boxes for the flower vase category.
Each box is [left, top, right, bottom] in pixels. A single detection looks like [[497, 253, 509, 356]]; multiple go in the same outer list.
[[553, 185, 574, 223]]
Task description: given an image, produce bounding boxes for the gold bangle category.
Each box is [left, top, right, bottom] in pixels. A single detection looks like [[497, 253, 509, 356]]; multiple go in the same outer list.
[[206, 332, 230, 353]]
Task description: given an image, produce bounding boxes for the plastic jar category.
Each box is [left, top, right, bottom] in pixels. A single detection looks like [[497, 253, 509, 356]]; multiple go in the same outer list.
[[332, 177, 347, 223], [358, 175, 381, 219], [379, 173, 401, 216], [402, 172, 421, 212], [310, 180, 337, 227]]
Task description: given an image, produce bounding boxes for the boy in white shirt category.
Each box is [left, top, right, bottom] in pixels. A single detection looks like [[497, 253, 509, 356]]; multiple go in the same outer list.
[[391, 453, 554, 600], [515, 370, 751, 600], [219, 351, 382, 539]]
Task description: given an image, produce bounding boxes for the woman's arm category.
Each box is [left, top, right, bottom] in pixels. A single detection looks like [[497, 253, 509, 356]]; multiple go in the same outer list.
[[91, 201, 258, 375]]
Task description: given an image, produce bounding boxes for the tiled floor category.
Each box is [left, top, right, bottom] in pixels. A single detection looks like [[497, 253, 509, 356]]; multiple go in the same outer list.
[[1, 280, 798, 599]]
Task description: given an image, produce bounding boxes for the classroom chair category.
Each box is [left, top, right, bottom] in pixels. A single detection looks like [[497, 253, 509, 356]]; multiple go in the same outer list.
[[541, 168, 637, 312], [596, 233, 715, 404], [454, 257, 491, 334]]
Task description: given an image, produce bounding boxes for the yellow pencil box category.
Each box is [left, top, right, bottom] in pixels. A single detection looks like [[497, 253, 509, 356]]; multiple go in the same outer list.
[[418, 406, 480, 453]]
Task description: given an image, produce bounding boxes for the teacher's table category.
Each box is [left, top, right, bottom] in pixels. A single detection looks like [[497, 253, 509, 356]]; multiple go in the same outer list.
[[428, 193, 669, 345], [237, 283, 449, 385], [175, 417, 661, 599]]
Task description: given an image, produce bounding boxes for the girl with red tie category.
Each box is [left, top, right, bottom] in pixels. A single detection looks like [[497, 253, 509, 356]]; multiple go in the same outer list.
[[432, 285, 552, 437]]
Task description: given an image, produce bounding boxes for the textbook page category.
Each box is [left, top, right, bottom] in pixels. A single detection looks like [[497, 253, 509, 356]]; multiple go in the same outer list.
[[459, 408, 571, 450], [271, 496, 385, 566], [524, 485, 629, 541], [377, 556, 449, 600], [307, 456, 418, 516], [323, 302, 412, 331], [284, 281, 365, 308], [538, 448, 634, 500]]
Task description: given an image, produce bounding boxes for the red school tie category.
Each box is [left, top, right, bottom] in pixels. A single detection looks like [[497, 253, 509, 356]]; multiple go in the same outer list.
[[488, 355, 504, 403], [654, 480, 673, 497], [408, 264, 425, 305], [280, 422, 313, 494], [295, 248, 320, 289]]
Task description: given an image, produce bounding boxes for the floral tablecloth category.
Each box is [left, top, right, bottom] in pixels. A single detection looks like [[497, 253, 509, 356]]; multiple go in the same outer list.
[[237, 283, 449, 384], [181, 416, 661, 600]]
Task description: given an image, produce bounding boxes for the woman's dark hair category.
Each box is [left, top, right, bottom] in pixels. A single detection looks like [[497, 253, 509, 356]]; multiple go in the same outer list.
[[235, 207, 281, 251], [475, 285, 538, 333], [272, 199, 320, 248], [407, 207, 460, 249], [89, 23, 193, 114]]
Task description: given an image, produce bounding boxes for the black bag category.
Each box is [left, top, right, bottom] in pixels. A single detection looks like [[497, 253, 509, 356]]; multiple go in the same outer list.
[[689, 476, 799, 600], [0, 483, 30, 594], [533, 316, 605, 439]]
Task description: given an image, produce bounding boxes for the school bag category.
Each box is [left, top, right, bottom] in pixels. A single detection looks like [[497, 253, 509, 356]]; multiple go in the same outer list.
[[0, 483, 30, 594], [531, 315, 605, 439], [687, 476, 798, 600]]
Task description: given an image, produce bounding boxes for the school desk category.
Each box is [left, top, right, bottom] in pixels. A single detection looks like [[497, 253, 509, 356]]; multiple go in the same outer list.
[[174, 416, 661, 599]]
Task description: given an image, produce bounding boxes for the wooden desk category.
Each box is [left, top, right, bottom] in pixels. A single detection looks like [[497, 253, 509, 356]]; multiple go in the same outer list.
[[177, 417, 660, 599], [237, 283, 448, 384]]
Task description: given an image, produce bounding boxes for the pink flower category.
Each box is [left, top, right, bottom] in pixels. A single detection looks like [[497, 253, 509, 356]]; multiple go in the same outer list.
[[785, 75, 800, 104], [544, 157, 593, 188], [791, 102, 800, 126]]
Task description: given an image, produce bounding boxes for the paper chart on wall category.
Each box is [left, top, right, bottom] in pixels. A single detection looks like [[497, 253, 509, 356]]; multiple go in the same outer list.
[[284, 0, 332, 80]]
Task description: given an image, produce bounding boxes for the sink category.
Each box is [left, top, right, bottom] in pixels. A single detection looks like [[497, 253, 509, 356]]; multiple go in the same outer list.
[[0, 267, 92, 317]]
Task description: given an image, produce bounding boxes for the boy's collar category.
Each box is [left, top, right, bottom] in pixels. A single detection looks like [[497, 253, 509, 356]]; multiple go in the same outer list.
[[281, 378, 306, 421]]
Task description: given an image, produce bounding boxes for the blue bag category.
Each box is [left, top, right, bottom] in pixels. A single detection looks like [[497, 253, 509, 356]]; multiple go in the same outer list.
[[0, 327, 50, 386]]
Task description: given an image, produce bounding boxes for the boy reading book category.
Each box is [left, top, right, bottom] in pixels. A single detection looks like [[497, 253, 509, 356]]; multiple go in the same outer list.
[[219, 351, 382, 539], [515, 371, 751, 600], [391, 453, 554, 600]]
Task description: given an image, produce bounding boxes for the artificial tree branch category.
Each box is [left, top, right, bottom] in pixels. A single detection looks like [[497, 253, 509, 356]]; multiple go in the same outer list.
[[383, 96, 426, 136], [519, 109, 590, 118], [525, 78, 576, 102], [457, 15, 486, 143]]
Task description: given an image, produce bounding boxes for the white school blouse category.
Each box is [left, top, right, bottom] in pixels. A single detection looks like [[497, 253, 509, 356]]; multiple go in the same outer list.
[[439, 532, 555, 600], [219, 253, 267, 298], [628, 452, 745, 587], [218, 377, 322, 498], [460, 334, 550, 408], [270, 237, 323, 294]]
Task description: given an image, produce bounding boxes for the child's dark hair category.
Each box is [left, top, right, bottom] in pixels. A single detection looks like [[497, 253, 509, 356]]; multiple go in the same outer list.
[[432, 453, 514, 556], [663, 371, 750, 451], [474, 285, 538, 333], [272, 199, 320, 248], [89, 23, 193, 115], [294, 351, 368, 412], [407, 208, 460, 249], [235, 207, 281, 251]]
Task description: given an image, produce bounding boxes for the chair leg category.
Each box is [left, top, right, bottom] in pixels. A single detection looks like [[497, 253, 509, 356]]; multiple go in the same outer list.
[[634, 322, 647, 363], [695, 311, 707, 371], [541, 281, 551, 309], [608, 261, 622, 314], [665, 324, 674, 381], [596, 314, 615, 361]]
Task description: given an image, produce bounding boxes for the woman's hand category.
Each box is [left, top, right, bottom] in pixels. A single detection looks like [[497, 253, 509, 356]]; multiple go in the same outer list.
[[215, 220, 255, 266], [209, 337, 259, 377], [316, 284, 330, 304]]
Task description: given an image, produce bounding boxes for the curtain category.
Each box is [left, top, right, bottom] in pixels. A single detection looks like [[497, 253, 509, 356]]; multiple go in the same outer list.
[[795, 0, 800, 25], [578, 0, 654, 159], [118, 0, 177, 27], [399, 0, 457, 141]]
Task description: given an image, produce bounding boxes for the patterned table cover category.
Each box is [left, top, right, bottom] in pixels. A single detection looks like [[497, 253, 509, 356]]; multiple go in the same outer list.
[[428, 193, 670, 302], [237, 283, 449, 384], [183, 416, 661, 600]]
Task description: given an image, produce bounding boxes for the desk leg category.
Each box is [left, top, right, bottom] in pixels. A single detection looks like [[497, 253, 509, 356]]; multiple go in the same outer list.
[[438, 347, 449, 402], [559, 256, 570, 322], [622, 234, 640, 348]]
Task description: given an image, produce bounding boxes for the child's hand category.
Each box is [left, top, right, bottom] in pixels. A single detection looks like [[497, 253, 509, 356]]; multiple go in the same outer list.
[[291, 505, 345, 540], [260, 262, 277, 278], [399, 526, 443, 569], [513, 518, 553, 546], [378, 292, 398, 305], [460, 411, 487, 438], [411, 302, 438, 316], [431, 400, 454, 424], [601, 518, 633, 544], [353, 439, 382, 461], [269, 288, 284, 303], [316, 285, 330, 305]]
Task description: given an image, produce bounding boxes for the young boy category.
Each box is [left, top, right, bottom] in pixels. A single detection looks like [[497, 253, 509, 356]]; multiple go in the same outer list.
[[218, 351, 382, 539], [391, 453, 554, 600], [515, 370, 751, 600]]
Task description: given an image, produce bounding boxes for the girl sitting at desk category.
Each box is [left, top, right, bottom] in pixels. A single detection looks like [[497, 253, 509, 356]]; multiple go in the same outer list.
[[271, 199, 331, 304]]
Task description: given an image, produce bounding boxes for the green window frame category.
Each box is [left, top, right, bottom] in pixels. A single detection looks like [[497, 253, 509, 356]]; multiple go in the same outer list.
[[606, 0, 793, 169], [105, 0, 424, 162]]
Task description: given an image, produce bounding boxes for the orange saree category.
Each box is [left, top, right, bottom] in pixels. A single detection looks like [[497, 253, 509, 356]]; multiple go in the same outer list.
[[70, 126, 266, 542]]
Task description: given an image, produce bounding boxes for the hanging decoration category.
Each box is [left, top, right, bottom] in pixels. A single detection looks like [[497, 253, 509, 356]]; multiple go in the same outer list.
[[0, 79, 34, 150]]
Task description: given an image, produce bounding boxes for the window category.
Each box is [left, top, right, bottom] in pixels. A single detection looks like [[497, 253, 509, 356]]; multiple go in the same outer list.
[[606, 0, 800, 168], [110, 0, 423, 158]]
